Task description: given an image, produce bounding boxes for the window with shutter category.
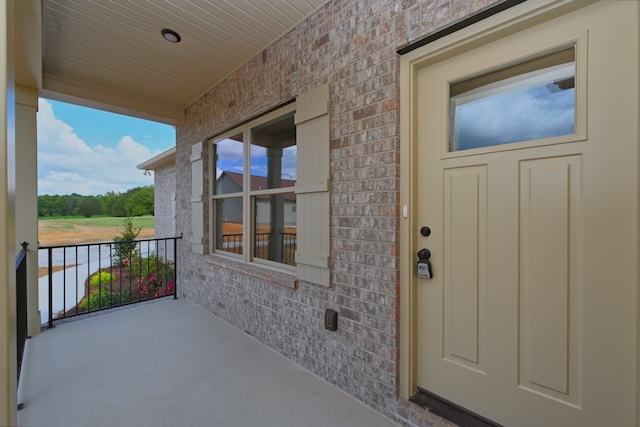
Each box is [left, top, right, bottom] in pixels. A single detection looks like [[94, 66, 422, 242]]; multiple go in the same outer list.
[[207, 87, 330, 286], [211, 103, 298, 269]]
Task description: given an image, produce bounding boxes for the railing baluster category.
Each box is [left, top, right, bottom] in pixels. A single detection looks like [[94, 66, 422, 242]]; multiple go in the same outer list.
[[75, 245, 79, 315], [98, 243, 102, 310], [87, 244, 93, 313], [107, 244, 113, 306], [47, 248, 53, 328], [62, 247, 66, 318], [137, 243, 141, 301], [147, 240, 151, 299], [173, 237, 178, 299], [128, 241, 132, 302]]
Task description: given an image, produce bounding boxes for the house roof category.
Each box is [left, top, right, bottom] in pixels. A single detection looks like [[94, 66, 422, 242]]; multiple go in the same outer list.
[[137, 147, 176, 171], [28, 0, 328, 125]]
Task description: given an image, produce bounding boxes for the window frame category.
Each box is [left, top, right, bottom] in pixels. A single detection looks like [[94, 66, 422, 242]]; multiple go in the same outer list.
[[209, 102, 297, 271], [440, 38, 587, 159]]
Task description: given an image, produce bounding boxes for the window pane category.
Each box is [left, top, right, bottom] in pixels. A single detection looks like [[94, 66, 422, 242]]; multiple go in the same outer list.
[[449, 47, 575, 151], [214, 134, 244, 194], [215, 197, 243, 255], [253, 192, 297, 266], [251, 113, 296, 190]]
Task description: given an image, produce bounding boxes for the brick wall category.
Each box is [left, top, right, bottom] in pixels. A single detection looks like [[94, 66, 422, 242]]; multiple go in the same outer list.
[[154, 163, 176, 239], [176, 1, 504, 425]]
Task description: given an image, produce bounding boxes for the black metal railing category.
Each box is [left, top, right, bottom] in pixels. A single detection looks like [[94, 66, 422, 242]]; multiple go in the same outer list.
[[222, 233, 243, 254], [221, 232, 296, 265], [39, 237, 180, 327], [16, 242, 28, 383], [280, 232, 296, 265]]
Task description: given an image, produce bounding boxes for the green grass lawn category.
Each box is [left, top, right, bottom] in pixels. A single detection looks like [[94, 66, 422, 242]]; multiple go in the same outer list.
[[39, 215, 156, 245], [39, 215, 155, 228]]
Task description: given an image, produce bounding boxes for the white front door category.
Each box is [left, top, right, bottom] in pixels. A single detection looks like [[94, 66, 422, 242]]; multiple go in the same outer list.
[[410, 2, 638, 426]]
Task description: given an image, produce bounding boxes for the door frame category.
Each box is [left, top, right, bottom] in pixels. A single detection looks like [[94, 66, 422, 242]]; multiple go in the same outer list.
[[398, 0, 615, 400]]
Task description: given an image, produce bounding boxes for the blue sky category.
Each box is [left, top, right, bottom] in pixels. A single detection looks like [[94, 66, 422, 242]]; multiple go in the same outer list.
[[215, 137, 297, 181], [451, 62, 575, 151], [37, 99, 175, 195]]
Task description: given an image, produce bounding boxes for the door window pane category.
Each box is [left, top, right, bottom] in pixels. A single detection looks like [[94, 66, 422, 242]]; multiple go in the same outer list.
[[449, 47, 575, 151], [214, 197, 243, 255], [253, 192, 297, 266]]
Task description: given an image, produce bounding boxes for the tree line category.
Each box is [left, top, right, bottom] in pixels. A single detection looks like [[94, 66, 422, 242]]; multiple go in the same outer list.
[[38, 186, 154, 218]]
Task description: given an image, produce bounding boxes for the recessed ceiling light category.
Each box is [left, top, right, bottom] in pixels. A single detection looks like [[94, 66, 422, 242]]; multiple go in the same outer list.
[[161, 29, 181, 43]]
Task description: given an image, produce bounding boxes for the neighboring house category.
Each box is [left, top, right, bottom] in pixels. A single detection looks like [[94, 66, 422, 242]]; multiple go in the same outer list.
[[216, 171, 296, 226], [3, 1, 640, 427], [137, 147, 177, 239]]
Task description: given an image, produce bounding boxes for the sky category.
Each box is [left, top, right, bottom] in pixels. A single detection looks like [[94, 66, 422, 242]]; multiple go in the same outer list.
[[451, 63, 575, 151], [37, 99, 175, 196], [214, 137, 297, 181]]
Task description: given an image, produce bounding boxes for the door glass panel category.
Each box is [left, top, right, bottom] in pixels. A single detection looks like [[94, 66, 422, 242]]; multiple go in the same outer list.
[[449, 47, 575, 151]]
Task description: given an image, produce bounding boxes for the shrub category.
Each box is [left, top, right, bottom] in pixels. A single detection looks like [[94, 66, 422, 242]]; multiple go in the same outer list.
[[90, 271, 115, 288], [131, 254, 173, 281], [77, 253, 175, 314], [130, 254, 175, 297], [79, 288, 130, 311], [112, 215, 141, 265]]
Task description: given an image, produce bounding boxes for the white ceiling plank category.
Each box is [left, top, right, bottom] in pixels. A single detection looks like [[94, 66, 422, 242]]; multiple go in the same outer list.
[[41, 0, 328, 122]]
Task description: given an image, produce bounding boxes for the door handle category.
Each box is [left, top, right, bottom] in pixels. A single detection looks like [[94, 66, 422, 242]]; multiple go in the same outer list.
[[417, 248, 433, 279]]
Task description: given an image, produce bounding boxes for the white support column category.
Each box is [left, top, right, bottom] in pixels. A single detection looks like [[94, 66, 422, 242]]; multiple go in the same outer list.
[[16, 85, 40, 336], [1, 0, 18, 424]]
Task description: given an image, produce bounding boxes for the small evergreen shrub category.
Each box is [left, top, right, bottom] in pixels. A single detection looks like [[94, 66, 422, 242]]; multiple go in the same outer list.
[[90, 271, 115, 288], [112, 215, 141, 265], [79, 288, 125, 311]]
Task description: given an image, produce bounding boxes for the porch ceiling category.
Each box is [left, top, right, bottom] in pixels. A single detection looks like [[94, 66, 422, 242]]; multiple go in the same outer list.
[[40, 0, 327, 124]]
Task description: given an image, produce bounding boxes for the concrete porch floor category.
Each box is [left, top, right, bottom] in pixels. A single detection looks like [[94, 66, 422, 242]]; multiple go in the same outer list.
[[18, 298, 399, 427]]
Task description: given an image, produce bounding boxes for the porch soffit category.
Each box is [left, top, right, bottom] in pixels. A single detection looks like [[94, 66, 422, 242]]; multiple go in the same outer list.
[[40, 0, 328, 125]]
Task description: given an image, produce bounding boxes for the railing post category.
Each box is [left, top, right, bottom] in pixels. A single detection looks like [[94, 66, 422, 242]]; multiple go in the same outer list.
[[173, 237, 178, 300], [48, 247, 54, 328]]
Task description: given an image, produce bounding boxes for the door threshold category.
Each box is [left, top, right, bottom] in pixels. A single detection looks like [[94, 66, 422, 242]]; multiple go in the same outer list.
[[410, 388, 504, 427]]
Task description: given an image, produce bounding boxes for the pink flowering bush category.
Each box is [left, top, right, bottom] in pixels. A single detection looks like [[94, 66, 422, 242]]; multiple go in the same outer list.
[[77, 254, 175, 314]]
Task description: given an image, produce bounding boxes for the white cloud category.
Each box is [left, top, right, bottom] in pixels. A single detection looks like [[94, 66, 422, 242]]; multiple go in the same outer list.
[[37, 99, 157, 195], [250, 164, 268, 176], [453, 85, 574, 150], [215, 138, 244, 162], [282, 146, 297, 180]]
